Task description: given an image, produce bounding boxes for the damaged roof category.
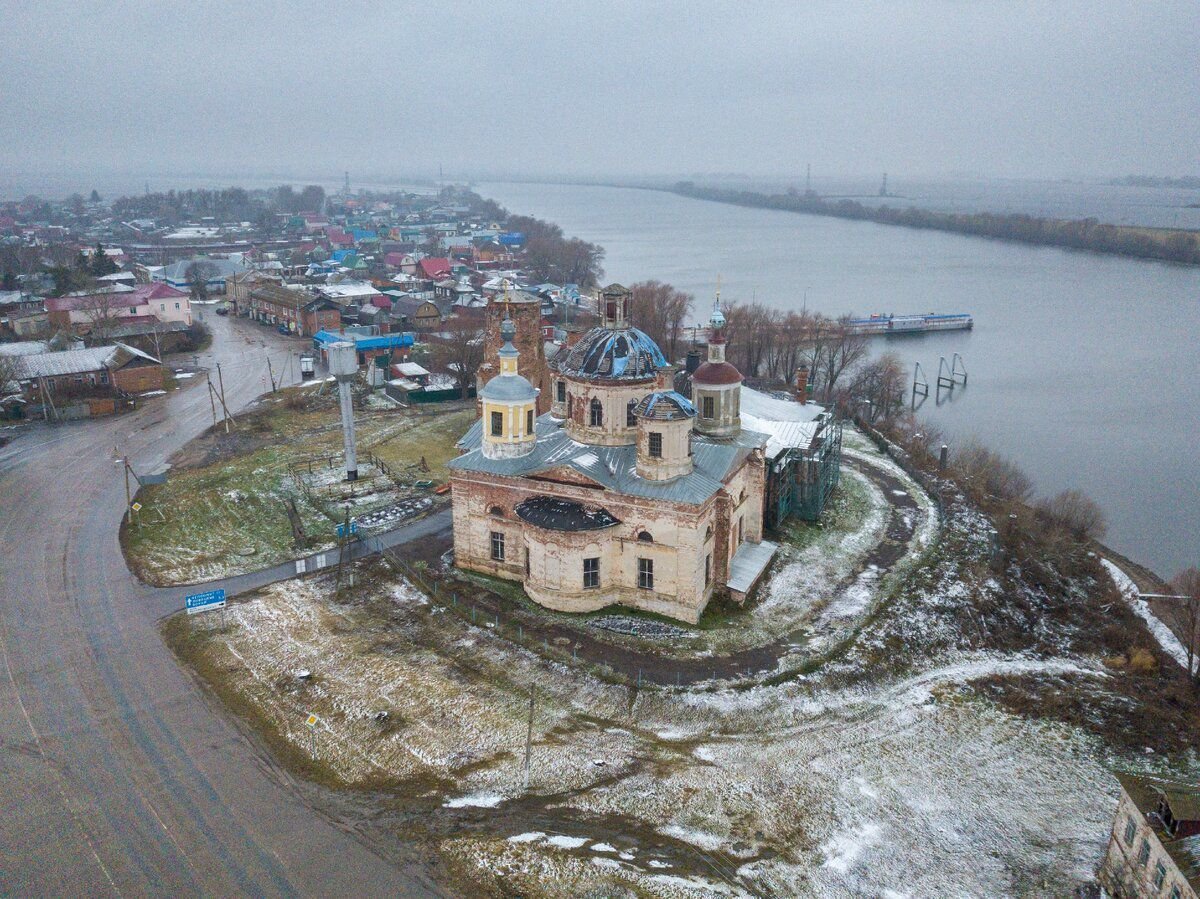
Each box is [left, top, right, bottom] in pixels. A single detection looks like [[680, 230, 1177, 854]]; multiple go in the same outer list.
[[515, 496, 621, 531]]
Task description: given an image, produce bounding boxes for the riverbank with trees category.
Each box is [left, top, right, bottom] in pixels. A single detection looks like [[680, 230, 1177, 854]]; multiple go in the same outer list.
[[670, 181, 1200, 265]]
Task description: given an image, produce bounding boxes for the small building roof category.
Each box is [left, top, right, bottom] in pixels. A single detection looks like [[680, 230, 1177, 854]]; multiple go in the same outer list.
[[10, 342, 159, 379]]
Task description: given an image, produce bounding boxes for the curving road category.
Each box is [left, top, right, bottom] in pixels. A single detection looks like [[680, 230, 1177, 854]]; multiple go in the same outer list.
[[0, 313, 441, 896]]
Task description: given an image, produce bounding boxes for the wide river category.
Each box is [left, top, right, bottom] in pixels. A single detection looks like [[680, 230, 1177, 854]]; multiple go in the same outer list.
[[480, 182, 1199, 579]]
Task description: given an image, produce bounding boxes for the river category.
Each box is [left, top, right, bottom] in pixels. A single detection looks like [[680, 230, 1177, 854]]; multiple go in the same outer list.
[[479, 181, 1200, 579]]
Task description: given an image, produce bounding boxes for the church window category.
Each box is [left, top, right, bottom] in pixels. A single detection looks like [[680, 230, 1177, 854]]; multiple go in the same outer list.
[[589, 397, 603, 427], [627, 399, 637, 426], [705, 554, 711, 586], [638, 558, 654, 590], [490, 531, 505, 561], [705, 525, 713, 541], [702, 395, 714, 418], [1153, 862, 1166, 889], [637, 531, 653, 543], [1138, 839, 1150, 866], [583, 557, 599, 588], [648, 432, 662, 458], [490, 411, 503, 436], [556, 380, 566, 402], [489, 506, 504, 517], [526, 409, 534, 434]]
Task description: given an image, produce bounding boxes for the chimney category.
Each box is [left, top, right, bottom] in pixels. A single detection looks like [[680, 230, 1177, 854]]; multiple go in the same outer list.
[[795, 365, 809, 403], [685, 349, 701, 374]]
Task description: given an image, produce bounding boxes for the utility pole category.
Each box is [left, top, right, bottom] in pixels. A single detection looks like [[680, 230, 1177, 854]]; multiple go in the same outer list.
[[206, 372, 219, 429], [124, 456, 132, 524], [523, 685, 534, 792], [215, 362, 231, 432], [266, 354, 277, 392]]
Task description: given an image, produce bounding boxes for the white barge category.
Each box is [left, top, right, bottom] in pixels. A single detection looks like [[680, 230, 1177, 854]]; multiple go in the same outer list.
[[846, 312, 973, 335]]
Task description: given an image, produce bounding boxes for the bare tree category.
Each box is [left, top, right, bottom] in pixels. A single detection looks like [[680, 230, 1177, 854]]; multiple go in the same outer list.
[[814, 314, 868, 402], [843, 352, 907, 423], [77, 290, 126, 339], [435, 314, 485, 398], [629, 280, 692, 363], [183, 260, 221, 303], [1172, 568, 1200, 683]]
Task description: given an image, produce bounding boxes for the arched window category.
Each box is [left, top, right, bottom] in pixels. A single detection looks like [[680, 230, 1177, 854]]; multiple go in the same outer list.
[[626, 399, 638, 426], [637, 530, 653, 543], [705, 525, 713, 541], [489, 506, 505, 517], [589, 397, 603, 427], [556, 379, 566, 402]]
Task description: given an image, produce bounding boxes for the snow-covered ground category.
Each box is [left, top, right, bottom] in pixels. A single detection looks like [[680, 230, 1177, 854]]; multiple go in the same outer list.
[[1102, 557, 1194, 674], [192, 562, 1124, 896]]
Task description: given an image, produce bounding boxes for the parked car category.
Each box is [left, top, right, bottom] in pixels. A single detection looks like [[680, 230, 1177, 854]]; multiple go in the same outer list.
[[277, 324, 290, 334], [214, 306, 229, 316]]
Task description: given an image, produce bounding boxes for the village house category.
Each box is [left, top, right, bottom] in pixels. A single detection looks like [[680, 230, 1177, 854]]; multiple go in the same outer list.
[[226, 269, 283, 313], [449, 285, 777, 625], [9, 342, 164, 418], [45, 282, 192, 333], [248, 284, 340, 336], [1099, 773, 1200, 898]]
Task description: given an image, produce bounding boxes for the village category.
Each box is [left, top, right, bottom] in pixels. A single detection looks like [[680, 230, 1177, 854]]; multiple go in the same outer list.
[[2, 183, 1200, 898]]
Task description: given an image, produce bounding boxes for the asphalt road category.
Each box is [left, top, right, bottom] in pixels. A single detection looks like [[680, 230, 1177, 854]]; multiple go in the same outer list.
[[0, 312, 441, 897]]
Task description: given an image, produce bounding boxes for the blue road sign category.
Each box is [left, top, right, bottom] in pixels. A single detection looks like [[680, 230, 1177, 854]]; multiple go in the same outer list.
[[185, 588, 226, 615]]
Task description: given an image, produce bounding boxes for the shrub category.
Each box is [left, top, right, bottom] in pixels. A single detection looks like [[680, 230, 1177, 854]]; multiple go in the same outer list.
[[1036, 489, 1108, 541], [951, 438, 1033, 503]]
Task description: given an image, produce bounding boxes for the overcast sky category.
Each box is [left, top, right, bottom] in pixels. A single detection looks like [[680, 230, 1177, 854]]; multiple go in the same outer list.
[[1, 0, 1197, 188]]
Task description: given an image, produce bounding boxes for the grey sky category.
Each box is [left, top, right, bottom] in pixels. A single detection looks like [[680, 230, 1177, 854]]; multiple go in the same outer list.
[[1, 0, 1196, 184]]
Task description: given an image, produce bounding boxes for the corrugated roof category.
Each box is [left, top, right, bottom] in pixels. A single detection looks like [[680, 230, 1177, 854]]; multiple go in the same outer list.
[[452, 415, 766, 507], [10, 342, 158, 379], [740, 385, 828, 460], [727, 540, 779, 594]]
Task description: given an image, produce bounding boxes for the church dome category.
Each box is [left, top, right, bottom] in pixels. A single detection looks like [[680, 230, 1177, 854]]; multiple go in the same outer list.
[[558, 325, 667, 380], [479, 372, 538, 403], [692, 360, 743, 386]]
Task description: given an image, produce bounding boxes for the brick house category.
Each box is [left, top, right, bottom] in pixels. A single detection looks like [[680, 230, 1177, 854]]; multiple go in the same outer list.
[[1099, 772, 1200, 898], [10, 343, 164, 416], [248, 284, 341, 336]]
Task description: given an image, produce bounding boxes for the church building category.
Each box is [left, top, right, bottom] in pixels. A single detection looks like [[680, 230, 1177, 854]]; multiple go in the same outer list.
[[449, 284, 778, 624]]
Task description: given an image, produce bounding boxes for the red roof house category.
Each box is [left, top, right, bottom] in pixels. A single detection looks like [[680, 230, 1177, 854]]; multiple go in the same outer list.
[[417, 257, 451, 280]]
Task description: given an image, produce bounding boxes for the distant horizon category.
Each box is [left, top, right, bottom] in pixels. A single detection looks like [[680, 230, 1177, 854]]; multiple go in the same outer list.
[[3, 168, 1199, 203]]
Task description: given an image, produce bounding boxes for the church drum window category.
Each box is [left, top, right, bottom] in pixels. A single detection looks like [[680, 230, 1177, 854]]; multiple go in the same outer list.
[[490, 410, 503, 436], [589, 397, 603, 427], [648, 432, 663, 458]]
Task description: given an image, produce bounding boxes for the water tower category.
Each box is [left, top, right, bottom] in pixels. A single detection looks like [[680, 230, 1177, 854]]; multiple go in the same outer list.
[[328, 341, 359, 481]]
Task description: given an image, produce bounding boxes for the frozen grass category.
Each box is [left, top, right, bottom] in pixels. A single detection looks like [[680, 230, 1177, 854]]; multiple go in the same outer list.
[[124, 387, 467, 585]]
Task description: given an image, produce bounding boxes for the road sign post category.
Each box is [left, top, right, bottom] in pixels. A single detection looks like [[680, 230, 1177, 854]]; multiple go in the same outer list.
[[185, 588, 226, 616]]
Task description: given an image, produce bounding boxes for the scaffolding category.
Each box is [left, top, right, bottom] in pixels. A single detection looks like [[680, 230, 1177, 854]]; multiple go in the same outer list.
[[765, 417, 844, 526]]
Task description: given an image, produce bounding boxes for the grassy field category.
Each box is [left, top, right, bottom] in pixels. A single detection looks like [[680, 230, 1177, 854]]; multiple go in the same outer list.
[[123, 386, 474, 585]]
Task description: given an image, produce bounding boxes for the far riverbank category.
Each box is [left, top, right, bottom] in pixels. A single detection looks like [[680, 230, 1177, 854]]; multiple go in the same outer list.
[[668, 181, 1200, 266]]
